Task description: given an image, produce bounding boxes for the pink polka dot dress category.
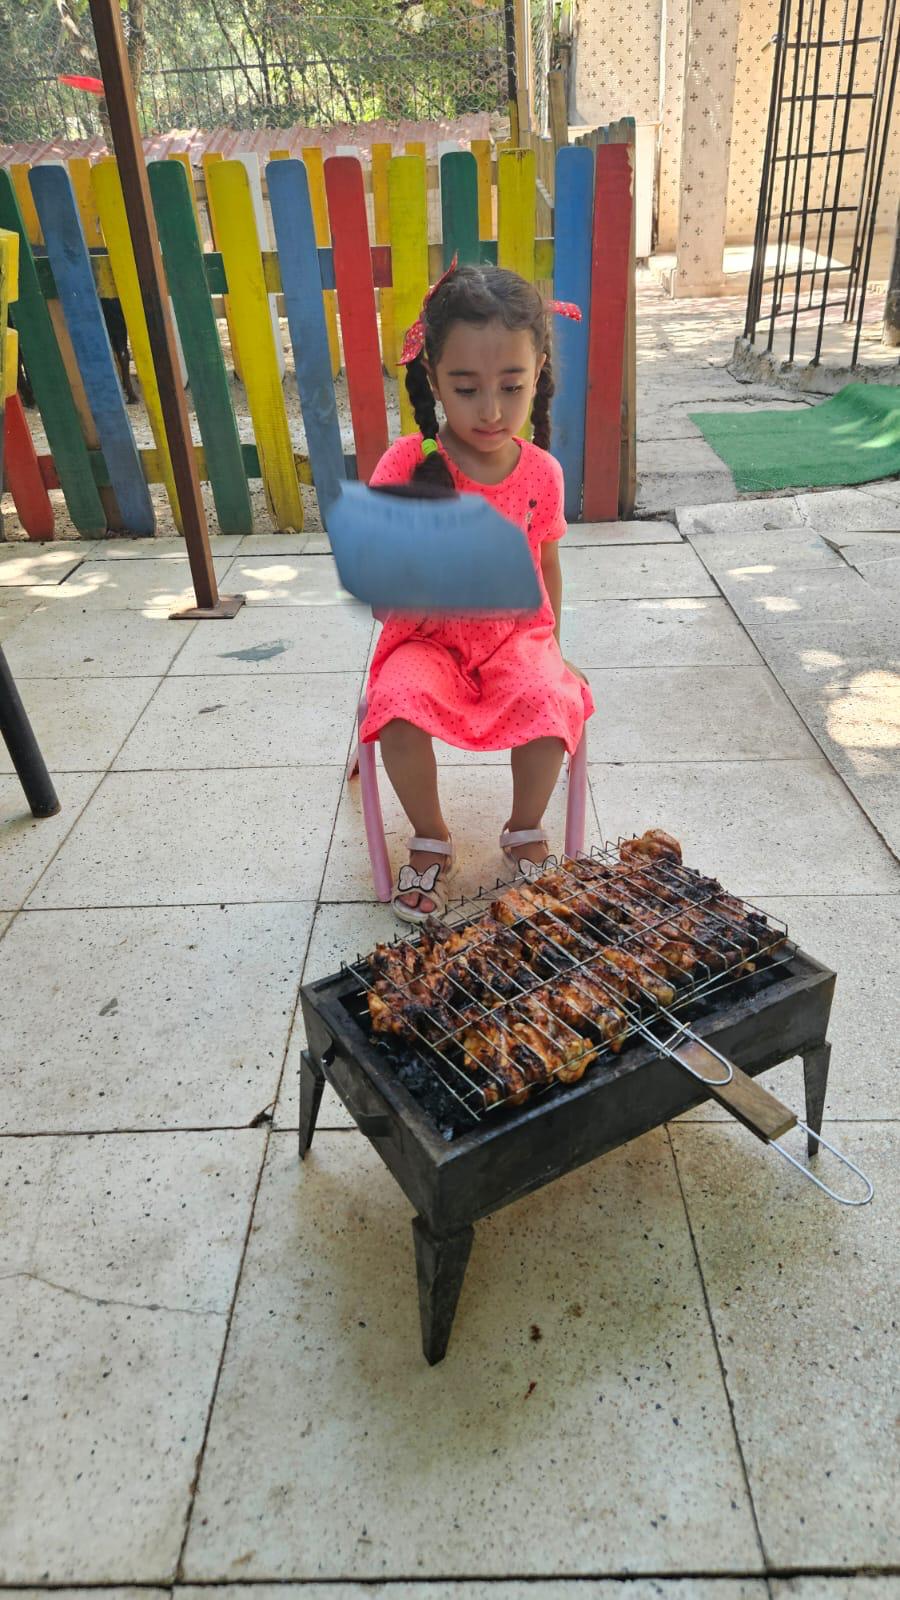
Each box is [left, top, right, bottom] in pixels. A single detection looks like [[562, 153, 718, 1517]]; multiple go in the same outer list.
[[360, 434, 595, 755]]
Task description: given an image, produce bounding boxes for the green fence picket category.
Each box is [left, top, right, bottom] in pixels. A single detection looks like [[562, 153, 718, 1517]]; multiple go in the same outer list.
[[0, 169, 106, 536], [440, 152, 481, 268], [148, 160, 253, 535]]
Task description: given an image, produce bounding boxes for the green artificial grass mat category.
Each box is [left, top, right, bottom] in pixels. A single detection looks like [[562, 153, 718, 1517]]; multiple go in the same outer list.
[[689, 381, 900, 493]]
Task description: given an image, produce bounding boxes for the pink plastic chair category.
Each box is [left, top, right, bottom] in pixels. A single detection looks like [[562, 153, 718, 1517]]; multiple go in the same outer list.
[[346, 696, 589, 902]]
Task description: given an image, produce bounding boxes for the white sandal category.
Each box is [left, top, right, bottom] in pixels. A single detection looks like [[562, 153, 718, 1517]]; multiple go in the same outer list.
[[392, 834, 455, 924], [499, 826, 557, 881]]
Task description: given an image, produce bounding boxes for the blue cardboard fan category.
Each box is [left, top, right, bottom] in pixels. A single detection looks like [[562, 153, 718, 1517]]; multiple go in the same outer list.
[[327, 481, 542, 615]]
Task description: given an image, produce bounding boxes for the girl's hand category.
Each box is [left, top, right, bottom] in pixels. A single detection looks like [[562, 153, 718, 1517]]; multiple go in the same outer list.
[[564, 657, 588, 684]]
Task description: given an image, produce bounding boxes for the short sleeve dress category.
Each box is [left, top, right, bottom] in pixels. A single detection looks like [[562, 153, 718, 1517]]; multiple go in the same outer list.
[[359, 434, 595, 755]]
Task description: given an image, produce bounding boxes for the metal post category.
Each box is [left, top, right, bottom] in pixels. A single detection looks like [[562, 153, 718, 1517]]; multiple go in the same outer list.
[[0, 648, 60, 818], [885, 199, 900, 347], [86, 0, 244, 620]]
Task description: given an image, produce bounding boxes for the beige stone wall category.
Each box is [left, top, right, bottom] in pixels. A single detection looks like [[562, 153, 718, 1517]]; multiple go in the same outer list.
[[577, 0, 900, 257]]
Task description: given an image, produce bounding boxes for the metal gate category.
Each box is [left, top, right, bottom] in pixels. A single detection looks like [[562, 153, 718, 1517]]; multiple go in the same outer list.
[[744, 0, 900, 366]]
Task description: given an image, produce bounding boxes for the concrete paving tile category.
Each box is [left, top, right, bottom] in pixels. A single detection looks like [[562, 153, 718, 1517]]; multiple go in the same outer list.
[[678, 893, 900, 1122], [795, 487, 900, 532], [677, 498, 804, 539], [560, 545, 718, 601], [321, 763, 603, 903], [0, 676, 159, 773], [742, 618, 900, 854], [588, 758, 900, 896], [669, 1123, 898, 1569], [639, 437, 750, 478], [275, 900, 401, 1131], [180, 1583, 769, 1599], [564, 519, 683, 545], [640, 400, 810, 444], [726, 567, 894, 630], [183, 1130, 762, 1580], [114, 673, 361, 771], [858, 479, 900, 504], [841, 540, 900, 567], [28, 767, 343, 909], [2, 603, 195, 677], [0, 547, 83, 585], [22, 557, 236, 611], [8, 1591, 168, 1600], [583, 666, 818, 763], [635, 471, 738, 518], [853, 554, 900, 588], [70, 535, 242, 559], [224, 554, 358, 607], [0, 772, 102, 910], [772, 1581, 900, 1600], [169, 603, 374, 676], [821, 525, 900, 552], [562, 598, 759, 669], [0, 593, 42, 642], [0, 1130, 265, 1582], [0, 902, 314, 1132], [234, 533, 310, 556], [0, 911, 12, 937], [686, 526, 842, 574]]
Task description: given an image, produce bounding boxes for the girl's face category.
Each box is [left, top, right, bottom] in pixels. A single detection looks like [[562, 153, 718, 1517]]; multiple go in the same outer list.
[[427, 319, 544, 459]]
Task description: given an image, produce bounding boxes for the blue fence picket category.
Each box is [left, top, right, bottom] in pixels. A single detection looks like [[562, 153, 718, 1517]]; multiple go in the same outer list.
[[266, 159, 346, 523], [29, 165, 155, 535], [550, 146, 594, 522]]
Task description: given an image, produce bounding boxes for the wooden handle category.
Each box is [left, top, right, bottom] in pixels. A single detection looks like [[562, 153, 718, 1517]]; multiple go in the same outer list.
[[672, 1039, 797, 1143]]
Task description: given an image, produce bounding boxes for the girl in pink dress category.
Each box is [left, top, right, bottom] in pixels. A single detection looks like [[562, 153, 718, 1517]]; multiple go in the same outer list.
[[361, 262, 595, 921]]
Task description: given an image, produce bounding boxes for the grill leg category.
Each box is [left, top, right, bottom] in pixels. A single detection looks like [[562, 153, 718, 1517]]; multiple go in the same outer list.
[[802, 1040, 831, 1158], [412, 1217, 474, 1366], [299, 1050, 326, 1159]]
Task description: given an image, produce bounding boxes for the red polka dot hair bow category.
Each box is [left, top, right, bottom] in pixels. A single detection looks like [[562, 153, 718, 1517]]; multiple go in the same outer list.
[[398, 258, 583, 366], [546, 299, 582, 322], [398, 255, 460, 366]]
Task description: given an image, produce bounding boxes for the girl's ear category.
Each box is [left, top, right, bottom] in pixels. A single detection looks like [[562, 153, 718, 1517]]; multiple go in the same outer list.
[[533, 351, 547, 393]]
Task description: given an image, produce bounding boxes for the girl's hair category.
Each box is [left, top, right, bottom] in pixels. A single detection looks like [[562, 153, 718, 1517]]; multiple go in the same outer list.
[[405, 264, 554, 491]]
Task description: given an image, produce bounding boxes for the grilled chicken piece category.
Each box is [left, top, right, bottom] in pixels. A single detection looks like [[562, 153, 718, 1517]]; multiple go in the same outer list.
[[461, 1016, 545, 1105], [594, 946, 676, 1007], [492, 885, 598, 961], [513, 994, 596, 1082], [538, 973, 627, 1052], [619, 828, 682, 866]]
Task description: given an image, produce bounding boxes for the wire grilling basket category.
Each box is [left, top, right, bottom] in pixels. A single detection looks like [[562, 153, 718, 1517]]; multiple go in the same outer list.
[[345, 842, 793, 1116], [340, 840, 872, 1207]]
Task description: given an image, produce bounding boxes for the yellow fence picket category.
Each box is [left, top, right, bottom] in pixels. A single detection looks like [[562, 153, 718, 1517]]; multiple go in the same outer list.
[[405, 140, 427, 163], [470, 138, 493, 242], [91, 158, 181, 529], [371, 142, 396, 370], [68, 158, 103, 247], [10, 164, 41, 245], [301, 146, 341, 377], [497, 148, 536, 281], [207, 159, 303, 531], [201, 150, 244, 381], [389, 153, 429, 436]]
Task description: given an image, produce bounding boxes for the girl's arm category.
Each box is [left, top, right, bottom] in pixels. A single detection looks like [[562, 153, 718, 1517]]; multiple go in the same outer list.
[[540, 539, 563, 641], [541, 539, 587, 683]]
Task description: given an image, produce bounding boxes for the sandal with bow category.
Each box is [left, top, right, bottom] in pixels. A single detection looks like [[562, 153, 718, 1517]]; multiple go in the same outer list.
[[391, 834, 455, 924], [499, 826, 557, 881]]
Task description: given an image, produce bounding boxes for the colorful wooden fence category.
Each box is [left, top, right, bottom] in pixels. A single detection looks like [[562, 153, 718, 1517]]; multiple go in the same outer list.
[[0, 128, 636, 542]]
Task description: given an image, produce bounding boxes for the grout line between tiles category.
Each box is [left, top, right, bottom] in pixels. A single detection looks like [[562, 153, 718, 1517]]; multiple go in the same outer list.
[[3, 1560, 898, 1586], [663, 1122, 771, 1575]]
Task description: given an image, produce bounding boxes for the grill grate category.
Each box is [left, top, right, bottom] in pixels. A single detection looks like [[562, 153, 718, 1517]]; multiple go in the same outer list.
[[342, 841, 794, 1123]]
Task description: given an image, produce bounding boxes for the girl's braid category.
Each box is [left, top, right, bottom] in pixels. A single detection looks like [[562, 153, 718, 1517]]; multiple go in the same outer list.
[[531, 338, 554, 451], [405, 353, 455, 489]]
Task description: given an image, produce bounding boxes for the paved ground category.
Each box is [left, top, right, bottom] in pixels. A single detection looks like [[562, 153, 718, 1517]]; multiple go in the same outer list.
[[1, 282, 898, 1594]]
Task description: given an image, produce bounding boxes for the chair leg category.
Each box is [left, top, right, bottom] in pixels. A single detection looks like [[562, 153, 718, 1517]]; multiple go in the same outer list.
[[564, 728, 588, 857], [346, 741, 360, 781], [358, 738, 393, 902]]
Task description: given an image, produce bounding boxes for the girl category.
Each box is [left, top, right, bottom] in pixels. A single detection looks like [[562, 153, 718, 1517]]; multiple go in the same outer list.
[[361, 261, 594, 922]]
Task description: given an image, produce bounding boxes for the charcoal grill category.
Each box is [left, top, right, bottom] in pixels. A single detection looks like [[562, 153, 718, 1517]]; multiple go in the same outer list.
[[299, 842, 872, 1364]]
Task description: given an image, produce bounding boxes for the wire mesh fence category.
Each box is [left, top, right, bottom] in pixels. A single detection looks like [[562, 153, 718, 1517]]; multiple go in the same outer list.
[[0, 3, 510, 144]]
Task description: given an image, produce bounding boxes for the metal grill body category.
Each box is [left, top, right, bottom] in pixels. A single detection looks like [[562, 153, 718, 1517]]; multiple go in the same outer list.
[[299, 849, 836, 1364]]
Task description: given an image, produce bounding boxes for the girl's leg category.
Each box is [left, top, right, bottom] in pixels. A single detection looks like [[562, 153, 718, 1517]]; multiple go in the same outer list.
[[506, 736, 566, 867], [380, 718, 451, 913]]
